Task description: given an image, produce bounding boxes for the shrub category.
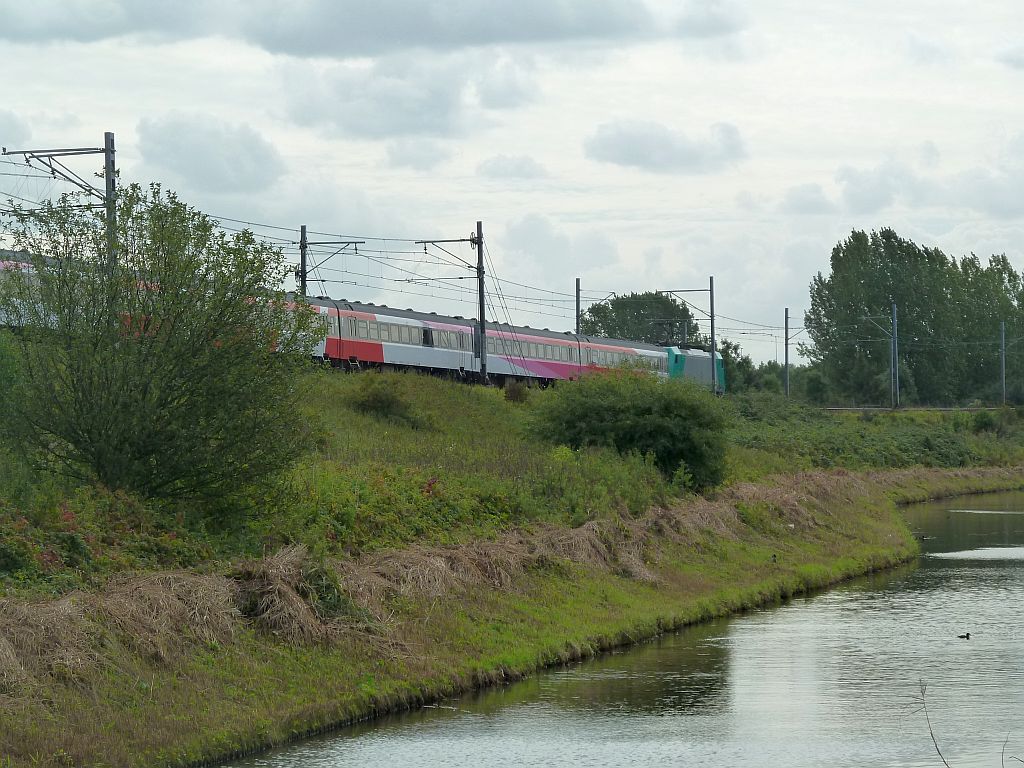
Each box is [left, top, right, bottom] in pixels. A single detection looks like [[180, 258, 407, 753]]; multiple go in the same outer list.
[[0, 185, 322, 501], [972, 409, 998, 434], [530, 371, 729, 490], [348, 373, 423, 428], [503, 379, 529, 403]]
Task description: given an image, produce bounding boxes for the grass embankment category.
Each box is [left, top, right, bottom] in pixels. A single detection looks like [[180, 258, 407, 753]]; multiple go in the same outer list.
[[2, 374, 1024, 767]]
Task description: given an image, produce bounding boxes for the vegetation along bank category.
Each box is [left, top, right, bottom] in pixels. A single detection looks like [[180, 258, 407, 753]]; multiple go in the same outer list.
[[3, 371, 1024, 767], [4, 191, 1024, 767]]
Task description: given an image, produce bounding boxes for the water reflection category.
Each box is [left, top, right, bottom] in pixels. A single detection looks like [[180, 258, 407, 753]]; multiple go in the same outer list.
[[227, 491, 1024, 768]]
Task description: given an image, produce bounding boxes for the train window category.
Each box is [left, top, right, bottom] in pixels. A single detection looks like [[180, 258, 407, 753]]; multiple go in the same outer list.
[[486, 336, 496, 354], [356, 320, 368, 338], [368, 322, 379, 340], [378, 324, 390, 341], [422, 328, 433, 347], [561, 346, 569, 362]]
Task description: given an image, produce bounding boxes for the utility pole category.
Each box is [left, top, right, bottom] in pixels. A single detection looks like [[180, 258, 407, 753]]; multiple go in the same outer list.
[[2, 131, 118, 265], [892, 302, 899, 408], [784, 307, 790, 397], [473, 220, 487, 381], [299, 225, 308, 297], [103, 131, 116, 267], [416, 224, 486, 380], [1001, 320, 1007, 406], [659, 279, 717, 390], [575, 277, 581, 335], [710, 275, 718, 394], [294, 227, 364, 298]]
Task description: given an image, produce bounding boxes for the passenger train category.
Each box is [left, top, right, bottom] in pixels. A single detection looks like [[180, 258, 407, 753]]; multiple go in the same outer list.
[[0, 250, 723, 390], [302, 295, 724, 390]]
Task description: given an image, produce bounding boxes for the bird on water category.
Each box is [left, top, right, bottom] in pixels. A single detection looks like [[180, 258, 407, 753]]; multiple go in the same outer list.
[[958, 632, 970, 639]]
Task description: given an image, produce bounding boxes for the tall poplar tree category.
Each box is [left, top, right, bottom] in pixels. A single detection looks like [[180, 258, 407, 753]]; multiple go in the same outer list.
[[580, 291, 700, 345]]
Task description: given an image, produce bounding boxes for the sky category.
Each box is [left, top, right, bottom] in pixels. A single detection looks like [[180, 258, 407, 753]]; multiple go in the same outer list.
[[1, 0, 1023, 362]]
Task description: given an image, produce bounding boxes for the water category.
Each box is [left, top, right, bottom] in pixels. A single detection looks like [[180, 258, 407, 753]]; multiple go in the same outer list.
[[227, 491, 1024, 767]]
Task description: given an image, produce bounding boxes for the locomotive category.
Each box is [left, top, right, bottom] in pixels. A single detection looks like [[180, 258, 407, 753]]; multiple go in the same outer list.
[[302, 295, 724, 390]]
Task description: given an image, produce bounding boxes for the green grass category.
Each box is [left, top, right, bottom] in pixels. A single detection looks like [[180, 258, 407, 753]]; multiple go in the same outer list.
[[724, 392, 1024, 480], [6, 375, 1024, 597]]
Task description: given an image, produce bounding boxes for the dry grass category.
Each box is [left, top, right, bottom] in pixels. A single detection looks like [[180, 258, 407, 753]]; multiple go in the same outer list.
[[91, 572, 239, 662], [0, 595, 101, 687], [0, 634, 29, 695], [233, 544, 335, 644], [335, 496, 750, 603]]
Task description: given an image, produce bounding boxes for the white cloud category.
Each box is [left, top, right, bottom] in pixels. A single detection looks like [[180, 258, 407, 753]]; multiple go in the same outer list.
[[385, 139, 453, 170], [674, 0, 747, 39], [834, 138, 1024, 219], [996, 46, 1024, 70], [905, 33, 955, 65], [778, 184, 838, 215], [834, 161, 923, 214], [477, 155, 548, 179], [500, 214, 617, 286], [0, 110, 31, 149], [0, 0, 217, 43], [283, 56, 471, 139], [239, 0, 659, 57], [137, 114, 285, 194], [952, 167, 1024, 219], [584, 120, 746, 174], [474, 55, 540, 110]]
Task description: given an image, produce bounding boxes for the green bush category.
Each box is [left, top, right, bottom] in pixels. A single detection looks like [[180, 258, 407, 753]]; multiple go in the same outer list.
[[503, 379, 530, 403], [530, 372, 729, 490], [348, 373, 423, 428]]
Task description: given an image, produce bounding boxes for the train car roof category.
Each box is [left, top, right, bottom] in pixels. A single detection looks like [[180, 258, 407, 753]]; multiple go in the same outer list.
[[297, 294, 668, 353], [0, 249, 31, 264]]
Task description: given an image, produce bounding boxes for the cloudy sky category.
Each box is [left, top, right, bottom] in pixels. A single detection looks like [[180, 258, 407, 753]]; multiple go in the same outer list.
[[2, 0, 1023, 361]]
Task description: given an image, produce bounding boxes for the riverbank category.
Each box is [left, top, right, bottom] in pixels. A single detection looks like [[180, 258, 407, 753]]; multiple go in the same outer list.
[[2, 465, 1022, 768]]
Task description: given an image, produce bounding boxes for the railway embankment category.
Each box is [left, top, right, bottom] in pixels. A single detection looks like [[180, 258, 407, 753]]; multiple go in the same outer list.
[[3, 374, 1024, 767]]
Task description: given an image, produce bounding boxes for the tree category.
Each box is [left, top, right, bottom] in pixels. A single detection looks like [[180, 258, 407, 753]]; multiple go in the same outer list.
[[804, 229, 1024, 406], [804, 229, 965, 405], [580, 291, 700, 345], [0, 184, 322, 501]]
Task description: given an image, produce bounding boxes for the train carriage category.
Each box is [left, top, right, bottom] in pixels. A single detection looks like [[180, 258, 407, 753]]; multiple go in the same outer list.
[[303, 295, 722, 390]]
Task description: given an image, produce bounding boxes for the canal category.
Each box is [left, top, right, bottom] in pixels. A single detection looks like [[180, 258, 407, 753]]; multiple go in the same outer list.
[[227, 491, 1024, 767]]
